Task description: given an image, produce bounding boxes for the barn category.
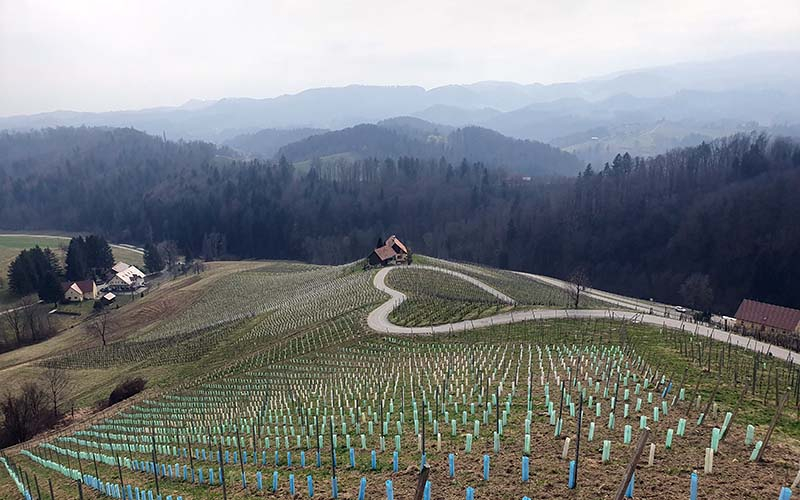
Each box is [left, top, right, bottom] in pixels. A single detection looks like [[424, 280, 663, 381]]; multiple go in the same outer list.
[[734, 299, 800, 336]]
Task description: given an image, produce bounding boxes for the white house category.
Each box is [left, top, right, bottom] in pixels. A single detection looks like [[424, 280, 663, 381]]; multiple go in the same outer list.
[[61, 279, 98, 302], [107, 262, 146, 291]]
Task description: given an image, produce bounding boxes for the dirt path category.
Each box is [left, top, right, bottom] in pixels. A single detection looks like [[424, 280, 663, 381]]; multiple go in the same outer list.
[[368, 265, 799, 365]]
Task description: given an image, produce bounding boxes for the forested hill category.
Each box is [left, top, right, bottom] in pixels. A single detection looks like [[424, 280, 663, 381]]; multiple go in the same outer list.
[[1, 126, 799, 313], [223, 127, 327, 158], [276, 123, 583, 177]]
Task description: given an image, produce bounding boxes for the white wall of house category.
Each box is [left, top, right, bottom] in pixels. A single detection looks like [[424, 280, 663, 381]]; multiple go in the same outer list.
[[64, 288, 83, 302]]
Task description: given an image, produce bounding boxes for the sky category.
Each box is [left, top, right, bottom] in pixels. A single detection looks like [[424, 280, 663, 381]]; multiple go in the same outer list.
[[1, 0, 799, 116]]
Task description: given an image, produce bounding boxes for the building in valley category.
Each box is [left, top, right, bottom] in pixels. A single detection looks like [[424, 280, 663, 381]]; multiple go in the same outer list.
[[107, 262, 146, 291], [61, 279, 98, 302]]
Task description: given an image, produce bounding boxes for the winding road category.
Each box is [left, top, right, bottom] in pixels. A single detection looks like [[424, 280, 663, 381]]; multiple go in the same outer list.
[[367, 265, 799, 365]]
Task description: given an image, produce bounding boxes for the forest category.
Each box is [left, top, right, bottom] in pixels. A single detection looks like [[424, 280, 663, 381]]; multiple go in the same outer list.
[[275, 123, 583, 176], [1, 126, 799, 314]]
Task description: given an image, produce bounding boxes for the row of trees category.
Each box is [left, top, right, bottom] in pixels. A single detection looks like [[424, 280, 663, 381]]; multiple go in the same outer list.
[[2, 128, 799, 313], [64, 235, 114, 281], [0, 296, 56, 351]]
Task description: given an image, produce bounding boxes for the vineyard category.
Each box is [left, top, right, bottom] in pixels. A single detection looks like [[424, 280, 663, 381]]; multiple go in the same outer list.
[[414, 257, 606, 309], [2, 259, 800, 499], [387, 267, 514, 327]]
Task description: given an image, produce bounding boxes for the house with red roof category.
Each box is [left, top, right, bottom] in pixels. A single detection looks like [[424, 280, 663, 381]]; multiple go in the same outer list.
[[734, 299, 800, 336], [61, 279, 98, 302], [368, 235, 410, 267]]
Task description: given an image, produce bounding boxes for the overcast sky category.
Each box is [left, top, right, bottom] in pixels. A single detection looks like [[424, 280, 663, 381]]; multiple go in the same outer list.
[[1, 0, 799, 116]]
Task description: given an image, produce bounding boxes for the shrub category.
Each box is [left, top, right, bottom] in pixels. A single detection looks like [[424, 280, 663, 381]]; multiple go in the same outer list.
[[108, 377, 146, 406]]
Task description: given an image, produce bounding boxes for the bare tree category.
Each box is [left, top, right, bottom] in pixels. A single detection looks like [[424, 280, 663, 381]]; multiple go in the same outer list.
[[1, 383, 51, 443], [192, 260, 206, 274], [158, 240, 180, 271], [4, 306, 25, 346], [567, 269, 591, 308], [679, 273, 714, 313], [86, 309, 114, 347], [42, 367, 70, 419], [20, 295, 39, 342]]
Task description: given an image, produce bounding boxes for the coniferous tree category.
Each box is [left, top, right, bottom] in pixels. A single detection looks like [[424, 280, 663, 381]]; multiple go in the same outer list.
[[7, 247, 61, 296], [43, 248, 62, 277], [84, 235, 114, 273], [7, 254, 36, 296], [143, 243, 164, 273], [38, 271, 62, 305], [65, 238, 88, 281]]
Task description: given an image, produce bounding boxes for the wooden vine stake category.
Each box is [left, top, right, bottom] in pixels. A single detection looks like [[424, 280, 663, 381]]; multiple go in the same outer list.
[[756, 393, 789, 462], [414, 464, 431, 500], [720, 382, 748, 442], [613, 427, 651, 500]]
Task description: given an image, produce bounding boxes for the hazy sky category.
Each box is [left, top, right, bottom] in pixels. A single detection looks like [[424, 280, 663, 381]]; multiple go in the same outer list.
[[1, 0, 799, 116]]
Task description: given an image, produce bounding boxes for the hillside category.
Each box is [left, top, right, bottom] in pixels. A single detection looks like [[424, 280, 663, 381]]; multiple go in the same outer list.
[[1, 127, 799, 313], [223, 127, 328, 158], [277, 123, 583, 176], [2, 255, 799, 499]]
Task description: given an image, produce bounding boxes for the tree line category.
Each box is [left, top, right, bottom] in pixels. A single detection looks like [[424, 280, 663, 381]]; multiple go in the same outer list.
[[1, 127, 799, 314]]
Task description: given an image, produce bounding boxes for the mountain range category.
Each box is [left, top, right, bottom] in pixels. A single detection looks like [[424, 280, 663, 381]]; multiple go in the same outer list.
[[2, 51, 799, 164]]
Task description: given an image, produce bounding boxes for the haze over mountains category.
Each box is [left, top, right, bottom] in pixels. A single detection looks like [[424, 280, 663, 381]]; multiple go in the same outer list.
[[2, 52, 799, 165]]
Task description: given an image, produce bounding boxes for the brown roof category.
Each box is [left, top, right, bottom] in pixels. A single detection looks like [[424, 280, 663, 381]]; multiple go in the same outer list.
[[385, 235, 409, 254], [735, 299, 800, 331], [61, 280, 95, 294], [373, 245, 397, 261]]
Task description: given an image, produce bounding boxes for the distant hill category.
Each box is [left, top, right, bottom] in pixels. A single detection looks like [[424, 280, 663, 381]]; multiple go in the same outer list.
[[223, 128, 327, 158], [2, 52, 799, 162], [277, 122, 583, 176], [376, 116, 454, 140]]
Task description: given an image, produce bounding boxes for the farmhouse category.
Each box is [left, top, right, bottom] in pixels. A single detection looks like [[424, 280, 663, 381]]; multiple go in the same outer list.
[[368, 235, 410, 266], [61, 279, 98, 302], [734, 299, 800, 336], [107, 262, 146, 291]]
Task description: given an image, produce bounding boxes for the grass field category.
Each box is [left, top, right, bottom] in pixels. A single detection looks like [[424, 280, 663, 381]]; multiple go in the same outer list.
[[1, 257, 799, 499]]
